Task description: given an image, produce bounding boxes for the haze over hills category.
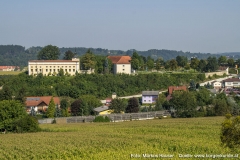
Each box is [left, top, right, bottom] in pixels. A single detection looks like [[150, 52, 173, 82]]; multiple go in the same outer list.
[[0, 45, 238, 66]]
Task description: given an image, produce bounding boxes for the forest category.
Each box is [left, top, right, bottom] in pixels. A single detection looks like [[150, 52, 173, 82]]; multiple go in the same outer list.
[[0, 44, 227, 66]]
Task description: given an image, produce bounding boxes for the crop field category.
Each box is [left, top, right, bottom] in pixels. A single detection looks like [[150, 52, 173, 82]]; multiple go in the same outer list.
[[0, 71, 23, 75], [0, 117, 238, 160]]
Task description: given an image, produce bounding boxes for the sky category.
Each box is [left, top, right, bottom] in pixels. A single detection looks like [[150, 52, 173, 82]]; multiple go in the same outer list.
[[0, 0, 239, 53]]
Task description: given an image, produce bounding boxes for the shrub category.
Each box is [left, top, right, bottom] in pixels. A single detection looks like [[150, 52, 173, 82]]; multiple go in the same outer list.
[[93, 116, 110, 122], [13, 115, 41, 133]]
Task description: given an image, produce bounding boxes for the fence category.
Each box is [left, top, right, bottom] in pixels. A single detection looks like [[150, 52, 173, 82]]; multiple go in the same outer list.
[[38, 111, 171, 124]]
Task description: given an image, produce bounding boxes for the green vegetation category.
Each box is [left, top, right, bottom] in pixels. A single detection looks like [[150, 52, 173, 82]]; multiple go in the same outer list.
[[0, 117, 237, 159], [93, 116, 110, 122], [221, 114, 240, 150]]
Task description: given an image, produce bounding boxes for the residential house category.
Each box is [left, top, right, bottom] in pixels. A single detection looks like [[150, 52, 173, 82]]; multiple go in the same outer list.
[[93, 105, 113, 115], [211, 81, 222, 90], [142, 91, 159, 104], [167, 86, 187, 100], [28, 58, 80, 76], [0, 66, 19, 71], [222, 78, 240, 88], [25, 96, 60, 114], [107, 56, 131, 74]]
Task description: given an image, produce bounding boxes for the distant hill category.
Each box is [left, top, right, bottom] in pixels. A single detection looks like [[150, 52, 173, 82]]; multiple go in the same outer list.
[[219, 52, 240, 59], [0, 45, 228, 66]]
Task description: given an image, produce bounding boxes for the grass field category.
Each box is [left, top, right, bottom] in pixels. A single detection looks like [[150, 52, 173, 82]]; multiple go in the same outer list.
[[0, 117, 239, 160], [0, 71, 23, 75]]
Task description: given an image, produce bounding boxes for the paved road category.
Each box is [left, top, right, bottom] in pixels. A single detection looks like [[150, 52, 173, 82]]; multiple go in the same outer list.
[[100, 75, 233, 103]]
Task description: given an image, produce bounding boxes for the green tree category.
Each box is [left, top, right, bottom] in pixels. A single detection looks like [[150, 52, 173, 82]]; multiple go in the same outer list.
[[190, 58, 199, 71], [80, 95, 101, 115], [58, 68, 64, 77], [71, 99, 83, 116], [155, 58, 164, 71], [227, 58, 235, 67], [146, 56, 154, 70], [46, 97, 56, 118], [197, 59, 207, 72], [0, 100, 27, 131], [126, 97, 139, 113], [214, 99, 231, 116], [37, 45, 60, 60], [218, 56, 227, 65], [60, 98, 70, 117], [155, 94, 166, 111], [189, 80, 196, 91], [109, 98, 126, 113], [206, 56, 218, 72], [0, 85, 12, 101], [82, 49, 96, 70], [63, 50, 76, 60], [169, 59, 178, 71], [131, 52, 140, 70], [176, 56, 188, 68], [15, 86, 26, 104], [221, 114, 240, 149]]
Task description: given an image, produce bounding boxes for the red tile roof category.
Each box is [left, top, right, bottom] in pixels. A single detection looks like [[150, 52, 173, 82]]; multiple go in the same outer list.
[[29, 60, 73, 62], [25, 96, 60, 106], [0, 66, 18, 70], [168, 86, 187, 95], [107, 56, 131, 64]]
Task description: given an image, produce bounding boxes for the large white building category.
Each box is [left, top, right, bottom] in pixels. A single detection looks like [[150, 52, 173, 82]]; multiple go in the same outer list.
[[28, 58, 80, 76], [108, 56, 131, 74]]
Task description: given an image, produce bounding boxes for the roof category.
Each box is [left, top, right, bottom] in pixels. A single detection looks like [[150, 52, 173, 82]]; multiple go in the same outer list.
[[223, 78, 240, 82], [107, 56, 131, 64], [94, 106, 109, 112], [25, 96, 60, 107], [142, 91, 159, 96], [218, 66, 228, 71], [168, 86, 187, 95], [29, 60, 74, 62], [0, 66, 17, 69]]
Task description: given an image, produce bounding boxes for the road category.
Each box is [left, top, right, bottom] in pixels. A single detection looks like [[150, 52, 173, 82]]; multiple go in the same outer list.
[[100, 75, 233, 103]]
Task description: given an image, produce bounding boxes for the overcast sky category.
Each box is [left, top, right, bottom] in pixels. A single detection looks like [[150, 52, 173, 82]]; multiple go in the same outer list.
[[0, 0, 239, 53]]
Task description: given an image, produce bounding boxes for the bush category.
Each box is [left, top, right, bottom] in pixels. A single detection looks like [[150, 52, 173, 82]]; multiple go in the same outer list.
[[13, 115, 41, 133], [221, 114, 240, 149], [93, 116, 111, 122]]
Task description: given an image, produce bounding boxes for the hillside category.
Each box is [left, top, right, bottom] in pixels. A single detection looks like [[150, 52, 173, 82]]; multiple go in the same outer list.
[[0, 45, 222, 66]]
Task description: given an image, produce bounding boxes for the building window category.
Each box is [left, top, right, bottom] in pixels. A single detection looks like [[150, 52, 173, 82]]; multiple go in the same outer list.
[[50, 66, 52, 68], [144, 100, 146, 102], [46, 69, 48, 72], [69, 69, 71, 72], [39, 69, 41, 72], [73, 69, 75, 72], [73, 66, 75, 68], [53, 66, 55, 68], [35, 69, 37, 72], [65, 66, 67, 68], [46, 66, 48, 68], [50, 69, 52, 72], [123, 65, 125, 67], [53, 69, 56, 72], [69, 66, 71, 68], [31, 66, 33, 68], [58, 66, 59, 68], [123, 69, 125, 71], [35, 66, 37, 68], [31, 69, 33, 72], [58, 69, 59, 71], [65, 69, 67, 72], [40, 66, 41, 68]]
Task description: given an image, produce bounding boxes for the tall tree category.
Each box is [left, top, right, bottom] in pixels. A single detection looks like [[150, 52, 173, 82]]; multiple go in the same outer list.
[[63, 50, 76, 60], [60, 98, 70, 117], [0, 85, 12, 101], [131, 52, 140, 70], [126, 97, 139, 113], [37, 45, 60, 60], [206, 56, 218, 72], [190, 58, 199, 71], [146, 56, 154, 70], [197, 59, 207, 72], [176, 56, 188, 68], [46, 97, 56, 118], [169, 59, 178, 71], [218, 56, 227, 65], [227, 58, 235, 67], [15, 86, 26, 104], [109, 98, 127, 113], [71, 99, 83, 116], [81, 49, 96, 70]]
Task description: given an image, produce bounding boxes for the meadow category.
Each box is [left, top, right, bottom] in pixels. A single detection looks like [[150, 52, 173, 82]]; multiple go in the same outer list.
[[0, 117, 238, 160]]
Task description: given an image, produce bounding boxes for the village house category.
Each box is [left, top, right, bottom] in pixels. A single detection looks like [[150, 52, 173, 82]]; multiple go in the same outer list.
[[142, 91, 159, 104], [211, 81, 222, 90], [222, 78, 240, 88], [167, 86, 187, 100], [107, 56, 131, 74], [28, 58, 80, 76], [0, 66, 19, 71], [93, 105, 113, 115], [25, 96, 60, 114]]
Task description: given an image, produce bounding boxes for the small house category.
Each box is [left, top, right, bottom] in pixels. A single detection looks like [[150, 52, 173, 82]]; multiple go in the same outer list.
[[142, 91, 159, 104]]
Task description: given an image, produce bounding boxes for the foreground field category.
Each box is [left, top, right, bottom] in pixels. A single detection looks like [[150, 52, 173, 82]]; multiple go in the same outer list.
[[0, 117, 238, 160], [0, 71, 23, 75]]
